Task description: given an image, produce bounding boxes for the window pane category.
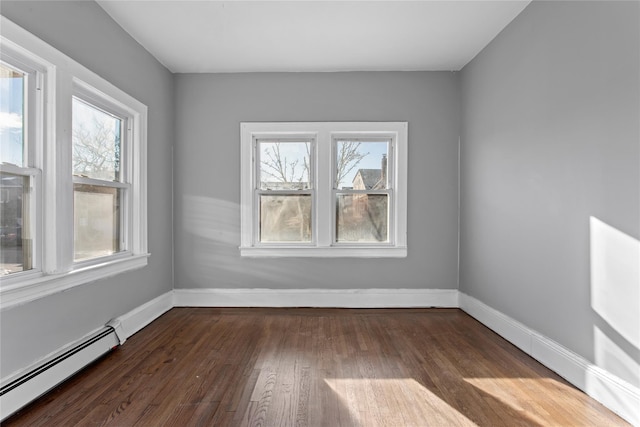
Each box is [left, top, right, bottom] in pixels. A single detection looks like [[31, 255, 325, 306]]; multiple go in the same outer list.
[[260, 194, 311, 242], [336, 193, 388, 242], [336, 140, 388, 190], [0, 63, 25, 167], [1, 173, 32, 275], [74, 184, 121, 261], [259, 141, 310, 190], [72, 98, 122, 181]]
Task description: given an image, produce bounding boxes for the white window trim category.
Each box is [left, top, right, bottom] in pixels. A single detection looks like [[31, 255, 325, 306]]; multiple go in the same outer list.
[[72, 79, 136, 263], [254, 135, 317, 247], [240, 122, 407, 258], [0, 17, 148, 310]]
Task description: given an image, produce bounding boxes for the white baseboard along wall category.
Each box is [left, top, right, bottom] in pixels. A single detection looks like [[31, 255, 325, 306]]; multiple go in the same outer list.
[[2, 289, 637, 425], [458, 292, 640, 426], [0, 292, 173, 421], [173, 288, 459, 308]]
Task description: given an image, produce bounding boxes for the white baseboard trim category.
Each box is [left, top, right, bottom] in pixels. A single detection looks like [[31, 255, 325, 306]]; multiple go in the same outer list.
[[0, 291, 174, 421], [0, 326, 119, 421], [459, 292, 640, 426], [173, 288, 459, 308], [110, 291, 174, 343], [4, 288, 637, 425]]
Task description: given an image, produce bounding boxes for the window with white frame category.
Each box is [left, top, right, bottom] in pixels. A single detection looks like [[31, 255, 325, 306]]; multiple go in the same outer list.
[[0, 51, 41, 276], [240, 122, 407, 257], [72, 92, 129, 262], [0, 17, 147, 308]]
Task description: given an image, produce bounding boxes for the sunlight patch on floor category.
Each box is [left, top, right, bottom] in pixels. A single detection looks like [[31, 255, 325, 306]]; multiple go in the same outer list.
[[463, 377, 586, 425], [325, 378, 476, 426]]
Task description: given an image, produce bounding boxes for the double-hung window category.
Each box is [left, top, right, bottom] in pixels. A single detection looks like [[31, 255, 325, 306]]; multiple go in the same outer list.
[[0, 49, 42, 277], [241, 122, 407, 257], [0, 17, 148, 308], [257, 138, 314, 243], [72, 91, 129, 262]]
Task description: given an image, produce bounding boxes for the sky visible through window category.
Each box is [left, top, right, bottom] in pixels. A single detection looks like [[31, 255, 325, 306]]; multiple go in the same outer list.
[[72, 97, 122, 182], [259, 141, 310, 189], [337, 141, 388, 189], [259, 140, 389, 190], [0, 64, 24, 166]]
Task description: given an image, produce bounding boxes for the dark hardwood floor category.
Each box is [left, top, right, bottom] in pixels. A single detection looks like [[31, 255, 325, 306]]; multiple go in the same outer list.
[[3, 308, 628, 426]]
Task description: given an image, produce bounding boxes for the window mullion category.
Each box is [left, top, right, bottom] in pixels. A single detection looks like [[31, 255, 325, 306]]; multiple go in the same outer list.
[[240, 122, 407, 257], [316, 130, 331, 247], [50, 75, 75, 273], [0, 17, 148, 307]]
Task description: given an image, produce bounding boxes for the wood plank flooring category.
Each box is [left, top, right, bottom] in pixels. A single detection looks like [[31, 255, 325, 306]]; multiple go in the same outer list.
[[3, 308, 629, 426]]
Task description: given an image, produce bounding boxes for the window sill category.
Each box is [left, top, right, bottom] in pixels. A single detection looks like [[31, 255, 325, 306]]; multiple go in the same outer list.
[[0, 253, 149, 310], [239, 246, 407, 258]]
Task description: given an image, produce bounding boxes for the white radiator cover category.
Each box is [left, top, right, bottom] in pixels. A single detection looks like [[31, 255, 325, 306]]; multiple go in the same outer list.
[[0, 327, 119, 421]]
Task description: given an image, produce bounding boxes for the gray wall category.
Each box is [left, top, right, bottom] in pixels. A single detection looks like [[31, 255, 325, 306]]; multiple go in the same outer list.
[[0, 2, 174, 378], [4, 0, 636, 400], [460, 0, 639, 387], [174, 72, 460, 290]]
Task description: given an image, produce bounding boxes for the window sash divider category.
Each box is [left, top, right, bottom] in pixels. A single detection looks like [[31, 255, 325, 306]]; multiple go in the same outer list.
[[72, 176, 129, 189], [0, 164, 41, 176], [333, 189, 392, 195], [256, 190, 313, 195], [1, 16, 148, 290], [241, 121, 407, 257]]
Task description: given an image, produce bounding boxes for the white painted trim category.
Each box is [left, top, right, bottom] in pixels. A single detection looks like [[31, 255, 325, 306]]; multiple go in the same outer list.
[[1, 325, 109, 389], [0, 291, 172, 386], [0, 16, 149, 308], [0, 327, 119, 421], [174, 288, 458, 308], [0, 254, 149, 310], [459, 292, 640, 426], [109, 291, 174, 343], [0, 290, 173, 421], [459, 292, 533, 351], [2, 288, 637, 424], [240, 246, 407, 258], [240, 122, 408, 257]]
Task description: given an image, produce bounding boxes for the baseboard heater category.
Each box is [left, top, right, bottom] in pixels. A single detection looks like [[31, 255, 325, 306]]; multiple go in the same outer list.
[[0, 324, 121, 421]]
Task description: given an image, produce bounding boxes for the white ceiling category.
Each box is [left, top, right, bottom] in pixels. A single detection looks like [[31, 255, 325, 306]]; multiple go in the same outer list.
[[96, 0, 531, 73]]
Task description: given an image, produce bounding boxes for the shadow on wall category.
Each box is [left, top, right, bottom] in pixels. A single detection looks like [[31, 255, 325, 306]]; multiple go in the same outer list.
[[589, 216, 640, 393], [179, 195, 329, 288]]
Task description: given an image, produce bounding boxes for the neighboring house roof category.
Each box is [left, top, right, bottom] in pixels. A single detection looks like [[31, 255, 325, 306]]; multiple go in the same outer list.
[[353, 169, 382, 190]]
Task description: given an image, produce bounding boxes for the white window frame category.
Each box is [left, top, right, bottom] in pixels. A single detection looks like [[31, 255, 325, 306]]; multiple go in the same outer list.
[[71, 82, 133, 266], [0, 51, 43, 279], [0, 17, 148, 309], [240, 122, 408, 258], [254, 136, 316, 247]]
